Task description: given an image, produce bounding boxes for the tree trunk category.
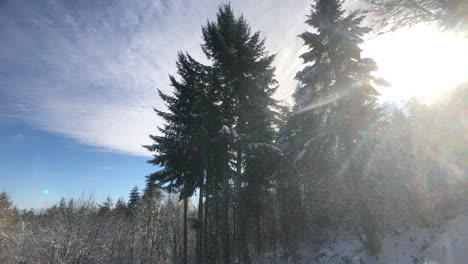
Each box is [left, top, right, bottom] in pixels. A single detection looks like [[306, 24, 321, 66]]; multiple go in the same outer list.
[[222, 142, 231, 264], [203, 167, 210, 264], [196, 176, 204, 264], [238, 191, 250, 264], [183, 197, 188, 264], [256, 212, 261, 255], [234, 142, 242, 260], [173, 229, 178, 264], [204, 199, 210, 264]]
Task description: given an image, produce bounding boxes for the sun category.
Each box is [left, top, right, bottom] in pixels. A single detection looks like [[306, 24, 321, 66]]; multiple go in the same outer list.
[[364, 25, 468, 103]]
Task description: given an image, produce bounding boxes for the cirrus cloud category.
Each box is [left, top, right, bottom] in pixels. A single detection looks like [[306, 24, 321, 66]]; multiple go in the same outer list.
[[0, 0, 328, 156]]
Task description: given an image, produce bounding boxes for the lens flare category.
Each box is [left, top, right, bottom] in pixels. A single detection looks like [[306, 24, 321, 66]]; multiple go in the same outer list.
[[364, 25, 468, 103]]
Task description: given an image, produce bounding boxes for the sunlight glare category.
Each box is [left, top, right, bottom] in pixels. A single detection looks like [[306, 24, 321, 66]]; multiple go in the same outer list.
[[364, 25, 468, 103]]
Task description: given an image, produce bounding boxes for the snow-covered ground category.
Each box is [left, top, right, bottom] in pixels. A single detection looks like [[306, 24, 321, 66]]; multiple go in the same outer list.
[[253, 212, 468, 263], [309, 213, 468, 264]]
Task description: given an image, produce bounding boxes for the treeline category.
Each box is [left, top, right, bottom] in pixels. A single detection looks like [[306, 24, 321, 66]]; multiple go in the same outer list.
[[1, 0, 467, 263], [0, 188, 200, 264]]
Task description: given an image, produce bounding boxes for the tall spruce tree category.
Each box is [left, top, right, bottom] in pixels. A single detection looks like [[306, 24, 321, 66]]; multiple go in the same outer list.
[[201, 5, 279, 263], [293, 0, 387, 255], [145, 52, 210, 199], [145, 52, 213, 264]]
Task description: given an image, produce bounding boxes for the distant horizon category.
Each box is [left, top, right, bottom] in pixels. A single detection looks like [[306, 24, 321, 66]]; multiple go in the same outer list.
[[0, 122, 153, 209]]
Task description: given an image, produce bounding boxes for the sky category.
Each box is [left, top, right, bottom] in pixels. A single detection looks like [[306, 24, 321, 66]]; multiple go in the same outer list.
[[1, 0, 467, 209], [0, 121, 151, 209]]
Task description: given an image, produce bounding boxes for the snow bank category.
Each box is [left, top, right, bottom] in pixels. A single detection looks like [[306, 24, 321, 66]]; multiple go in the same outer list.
[[251, 212, 468, 263], [424, 214, 468, 263], [308, 213, 468, 264]]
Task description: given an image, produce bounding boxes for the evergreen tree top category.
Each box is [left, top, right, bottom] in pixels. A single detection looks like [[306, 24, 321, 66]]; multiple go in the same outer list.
[[294, 0, 387, 116], [202, 4, 274, 76]]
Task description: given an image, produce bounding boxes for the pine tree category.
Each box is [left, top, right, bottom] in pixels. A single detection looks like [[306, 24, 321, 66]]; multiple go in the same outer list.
[[139, 182, 163, 263], [128, 186, 141, 216], [202, 5, 279, 263], [99, 197, 114, 216], [115, 198, 129, 216], [294, 0, 387, 255], [145, 51, 215, 264], [145, 52, 210, 199]]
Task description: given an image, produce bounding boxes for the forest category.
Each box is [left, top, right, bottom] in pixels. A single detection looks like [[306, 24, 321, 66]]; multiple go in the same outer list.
[[1, 0, 467, 263]]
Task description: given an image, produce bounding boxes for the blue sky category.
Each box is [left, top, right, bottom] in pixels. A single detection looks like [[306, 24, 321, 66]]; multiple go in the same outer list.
[[1, 0, 466, 208], [0, 0, 316, 155], [0, 0, 316, 209], [0, 121, 152, 209]]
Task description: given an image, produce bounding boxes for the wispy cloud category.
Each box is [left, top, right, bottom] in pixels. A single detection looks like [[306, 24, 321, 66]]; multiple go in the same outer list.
[[97, 166, 114, 171], [11, 134, 25, 142], [0, 0, 312, 156]]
